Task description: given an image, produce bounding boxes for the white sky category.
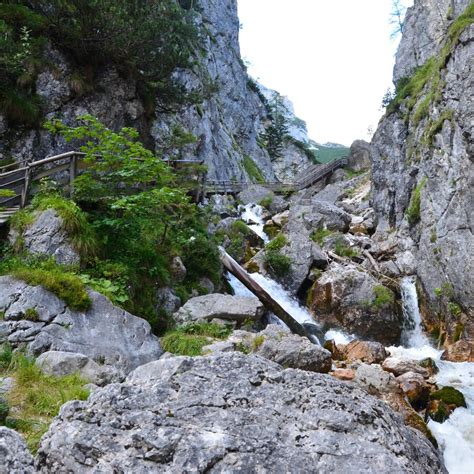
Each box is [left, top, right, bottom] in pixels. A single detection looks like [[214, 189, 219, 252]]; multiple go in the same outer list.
[[238, 0, 413, 146]]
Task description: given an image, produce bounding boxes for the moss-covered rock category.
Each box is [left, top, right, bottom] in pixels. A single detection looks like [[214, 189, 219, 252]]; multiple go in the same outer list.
[[430, 386, 466, 408]]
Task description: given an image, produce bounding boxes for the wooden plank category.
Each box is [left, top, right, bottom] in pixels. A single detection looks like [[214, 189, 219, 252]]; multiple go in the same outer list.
[[220, 248, 315, 342]]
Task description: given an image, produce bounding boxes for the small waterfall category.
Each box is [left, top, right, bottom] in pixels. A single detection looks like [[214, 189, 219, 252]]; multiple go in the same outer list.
[[392, 276, 474, 473], [240, 204, 270, 243], [400, 276, 430, 348]]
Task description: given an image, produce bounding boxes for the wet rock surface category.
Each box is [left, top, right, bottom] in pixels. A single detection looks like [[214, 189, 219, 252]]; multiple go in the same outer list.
[[36, 353, 446, 473]]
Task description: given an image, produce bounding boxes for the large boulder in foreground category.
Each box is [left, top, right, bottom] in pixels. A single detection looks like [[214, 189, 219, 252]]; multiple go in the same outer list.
[[0, 427, 35, 473], [36, 353, 446, 473], [0, 276, 162, 373], [173, 294, 264, 326], [9, 208, 80, 265], [307, 262, 403, 345]]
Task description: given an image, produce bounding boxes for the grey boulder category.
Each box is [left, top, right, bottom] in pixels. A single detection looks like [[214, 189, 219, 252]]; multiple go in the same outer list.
[[36, 353, 446, 473], [0, 427, 35, 473], [0, 276, 163, 373], [36, 351, 124, 386], [9, 208, 80, 265], [173, 294, 264, 326]]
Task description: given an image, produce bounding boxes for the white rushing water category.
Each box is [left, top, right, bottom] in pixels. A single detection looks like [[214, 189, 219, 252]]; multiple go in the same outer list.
[[390, 277, 474, 474], [231, 203, 474, 472], [240, 204, 270, 243]]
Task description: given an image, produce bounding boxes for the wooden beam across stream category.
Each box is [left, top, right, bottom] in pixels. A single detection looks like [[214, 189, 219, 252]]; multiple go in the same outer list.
[[219, 247, 317, 344]]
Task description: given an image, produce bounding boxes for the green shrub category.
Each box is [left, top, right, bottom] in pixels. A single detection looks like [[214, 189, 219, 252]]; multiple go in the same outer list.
[[371, 285, 395, 308], [266, 234, 287, 251], [161, 322, 232, 356], [242, 155, 265, 183], [265, 250, 291, 277], [24, 308, 39, 321], [231, 220, 251, 235], [406, 178, 427, 225]]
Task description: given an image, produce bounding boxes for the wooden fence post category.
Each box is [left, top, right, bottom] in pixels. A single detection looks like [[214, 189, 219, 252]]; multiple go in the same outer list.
[[21, 168, 31, 208], [69, 154, 77, 197]]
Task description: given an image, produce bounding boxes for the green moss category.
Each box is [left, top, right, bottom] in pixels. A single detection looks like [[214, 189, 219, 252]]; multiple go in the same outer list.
[[406, 177, 427, 226], [405, 412, 438, 447], [311, 227, 334, 246], [430, 386, 467, 408], [242, 155, 265, 183], [266, 234, 287, 252], [161, 322, 233, 356], [231, 220, 251, 236], [263, 223, 279, 239]]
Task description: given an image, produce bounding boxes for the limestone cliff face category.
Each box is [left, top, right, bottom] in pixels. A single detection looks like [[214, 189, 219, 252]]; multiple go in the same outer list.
[[371, 0, 473, 341], [0, 0, 309, 182]]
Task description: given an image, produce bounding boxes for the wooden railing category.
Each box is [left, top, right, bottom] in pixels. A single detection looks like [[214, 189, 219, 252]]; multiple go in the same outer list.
[[0, 152, 347, 212]]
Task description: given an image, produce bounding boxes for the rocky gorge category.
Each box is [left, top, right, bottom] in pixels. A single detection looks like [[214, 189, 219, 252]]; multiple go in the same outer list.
[[0, 0, 473, 473]]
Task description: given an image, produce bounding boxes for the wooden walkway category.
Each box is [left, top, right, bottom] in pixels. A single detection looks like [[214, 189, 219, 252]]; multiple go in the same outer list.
[[0, 151, 347, 224]]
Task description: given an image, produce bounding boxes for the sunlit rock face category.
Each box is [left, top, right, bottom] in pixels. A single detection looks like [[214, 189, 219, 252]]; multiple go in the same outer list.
[[371, 0, 473, 342]]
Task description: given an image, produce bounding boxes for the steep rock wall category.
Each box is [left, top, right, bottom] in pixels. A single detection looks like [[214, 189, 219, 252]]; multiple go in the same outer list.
[[0, 0, 310, 182], [371, 0, 473, 342]]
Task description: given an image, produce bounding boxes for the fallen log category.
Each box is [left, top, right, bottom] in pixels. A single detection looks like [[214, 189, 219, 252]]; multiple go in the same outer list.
[[219, 248, 314, 342]]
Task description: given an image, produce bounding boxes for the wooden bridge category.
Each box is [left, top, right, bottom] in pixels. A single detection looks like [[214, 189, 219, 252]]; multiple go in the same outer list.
[[0, 151, 347, 224]]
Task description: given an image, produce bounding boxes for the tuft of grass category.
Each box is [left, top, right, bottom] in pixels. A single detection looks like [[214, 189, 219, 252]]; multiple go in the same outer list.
[[231, 220, 251, 236], [266, 234, 287, 252], [371, 285, 395, 308], [252, 335, 265, 351], [258, 195, 273, 209], [0, 257, 91, 311], [30, 194, 98, 259], [406, 177, 427, 226], [334, 238, 359, 258], [24, 308, 39, 322], [311, 227, 334, 246], [2, 351, 89, 453], [242, 155, 265, 183], [265, 250, 291, 277], [161, 322, 233, 356]]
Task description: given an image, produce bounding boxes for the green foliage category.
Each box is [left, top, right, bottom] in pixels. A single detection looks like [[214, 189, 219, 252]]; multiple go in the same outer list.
[[430, 386, 467, 408], [0, 256, 91, 311], [24, 308, 39, 321], [386, 3, 473, 120], [242, 155, 265, 183], [161, 322, 232, 356], [260, 92, 289, 160], [1, 1, 199, 124], [252, 335, 265, 351], [266, 234, 287, 252], [46, 116, 221, 328], [406, 177, 427, 225], [258, 195, 273, 209], [371, 285, 395, 308], [311, 227, 333, 246], [1, 350, 88, 452], [265, 250, 291, 277], [334, 238, 359, 258], [231, 220, 251, 235], [447, 302, 462, 318], [313, 144, 349, 164], [453, 323, 464, 342]]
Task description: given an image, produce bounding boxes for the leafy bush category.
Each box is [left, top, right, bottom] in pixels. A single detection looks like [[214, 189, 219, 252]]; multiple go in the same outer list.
[[406, 178, 427, 225], [161, 322, 232, 356]]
